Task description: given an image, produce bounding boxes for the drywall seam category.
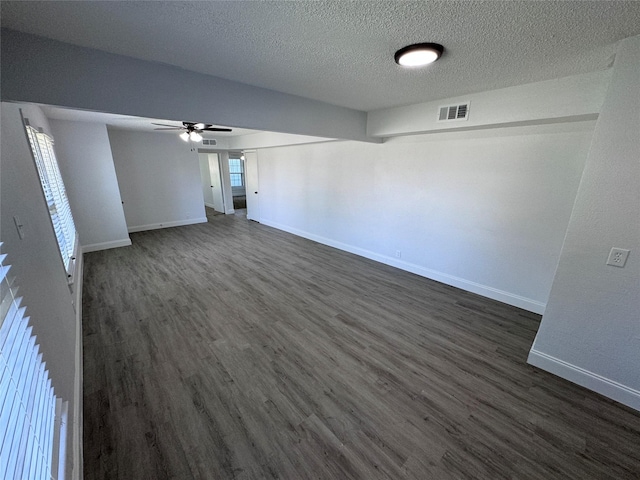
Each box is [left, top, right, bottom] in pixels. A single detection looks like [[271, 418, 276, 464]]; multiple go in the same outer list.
[[260, 219, 546, 314], [82, 239, 132, 253], [127, 217, 207, 233], [528, 349, 640, 411]]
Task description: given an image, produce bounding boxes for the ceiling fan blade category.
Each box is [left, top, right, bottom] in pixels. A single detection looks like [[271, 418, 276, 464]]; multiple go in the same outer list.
[[152, 122, 182, 128], [202, 127, 232, 132], [154, 127, 183, 130]]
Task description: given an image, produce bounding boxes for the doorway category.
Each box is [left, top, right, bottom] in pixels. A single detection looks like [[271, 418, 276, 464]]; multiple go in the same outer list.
[[244, 151, 260, 222], [228, 153, 246, 212], [198, 152, 225, 215]]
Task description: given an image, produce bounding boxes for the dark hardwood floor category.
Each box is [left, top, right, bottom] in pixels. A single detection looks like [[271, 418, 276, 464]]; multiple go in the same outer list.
[[82, 213, 640, 479], [205, 206, 224, 220]]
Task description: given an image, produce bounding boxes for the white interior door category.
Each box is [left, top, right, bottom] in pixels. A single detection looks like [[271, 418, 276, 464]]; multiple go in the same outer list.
[[198, 153, 215, 207], [245, 151, 260, 221], [207, 153, 225, 213]]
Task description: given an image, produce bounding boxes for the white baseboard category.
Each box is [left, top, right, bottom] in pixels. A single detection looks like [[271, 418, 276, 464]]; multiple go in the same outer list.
[[205, 203, 228, 214], [528, 349, 640, 411], [127, 217, 207, 233], [260, 219, 546, 314], [72, 252, 84, 480], [82, 238, 132, 253]]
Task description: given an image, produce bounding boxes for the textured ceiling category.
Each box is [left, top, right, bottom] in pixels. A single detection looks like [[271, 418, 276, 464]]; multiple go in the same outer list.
[[3, 1, 640, 111]]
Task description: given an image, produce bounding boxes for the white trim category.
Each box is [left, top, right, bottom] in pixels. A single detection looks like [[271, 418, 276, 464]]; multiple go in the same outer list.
[[67, 233, 80, 286], [528, 349, 640, 412], [127, 217, 207, 233], [259, 219, 546, 314], [82, 238, 132, 253], [205, 203, 227, 215], [72, 252, 84, 480], [56, 401, 69, 480]]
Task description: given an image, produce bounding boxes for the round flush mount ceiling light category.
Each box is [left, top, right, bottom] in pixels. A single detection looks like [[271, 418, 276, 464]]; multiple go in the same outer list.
[[395, 43, 444, 67]]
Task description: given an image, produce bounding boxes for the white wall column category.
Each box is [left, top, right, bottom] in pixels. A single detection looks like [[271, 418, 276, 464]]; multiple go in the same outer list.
[[529, 35, 640, 411], [49, 119, 130, 252]]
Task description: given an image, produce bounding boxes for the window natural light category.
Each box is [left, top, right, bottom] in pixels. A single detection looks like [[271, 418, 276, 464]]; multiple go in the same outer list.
[[24, 123, 77, 277], [228, 158, 245, 187]]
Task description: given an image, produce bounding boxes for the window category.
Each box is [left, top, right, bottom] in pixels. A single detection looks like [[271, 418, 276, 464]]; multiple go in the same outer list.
[[0, 249, 67, 480], [228, 158, 244, 187], [24, 121, 77, 276]]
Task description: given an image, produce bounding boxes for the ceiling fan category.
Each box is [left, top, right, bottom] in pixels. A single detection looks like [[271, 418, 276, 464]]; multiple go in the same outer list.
[[152, 121, 232, 142]]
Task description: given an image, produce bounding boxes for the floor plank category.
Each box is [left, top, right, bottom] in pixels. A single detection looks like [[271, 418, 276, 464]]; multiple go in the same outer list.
[[83, 213, 640, 479]]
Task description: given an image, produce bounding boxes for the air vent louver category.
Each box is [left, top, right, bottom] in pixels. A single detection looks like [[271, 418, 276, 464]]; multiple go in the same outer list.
[[438, 102, 470, 122], [202, 139, 217, 146]]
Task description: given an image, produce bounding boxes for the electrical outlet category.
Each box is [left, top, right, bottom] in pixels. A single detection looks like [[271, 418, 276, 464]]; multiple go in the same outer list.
[[606, 248, 630, 268], [395, 250, 402, 259]]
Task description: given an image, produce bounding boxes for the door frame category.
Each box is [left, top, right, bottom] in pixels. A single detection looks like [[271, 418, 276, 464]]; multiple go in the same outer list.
[[244, 150, 260, 222], [197, 148, 235, 214]]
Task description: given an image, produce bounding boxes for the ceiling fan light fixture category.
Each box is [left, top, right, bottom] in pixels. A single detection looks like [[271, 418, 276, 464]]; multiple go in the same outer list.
[[395, 43, 443, 67], [152, 121, 232, 140]]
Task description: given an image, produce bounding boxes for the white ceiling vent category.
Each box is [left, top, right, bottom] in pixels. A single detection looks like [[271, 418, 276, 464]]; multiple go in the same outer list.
[[202, 139, 217, 146], [438, 102, 470, 122]]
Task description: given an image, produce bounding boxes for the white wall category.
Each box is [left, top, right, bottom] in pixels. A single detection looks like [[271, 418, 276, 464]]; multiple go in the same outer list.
[[257, 122, 594, 313], [1, 102, 80, 478], [107, 129, 207, 232], [529, 35, 640, 410], [48, 119, 130, 252]]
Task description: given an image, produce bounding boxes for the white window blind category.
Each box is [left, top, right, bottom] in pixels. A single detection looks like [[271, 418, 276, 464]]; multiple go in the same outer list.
[[24, 122, 77, 275], [0, 247, 67, 480]]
